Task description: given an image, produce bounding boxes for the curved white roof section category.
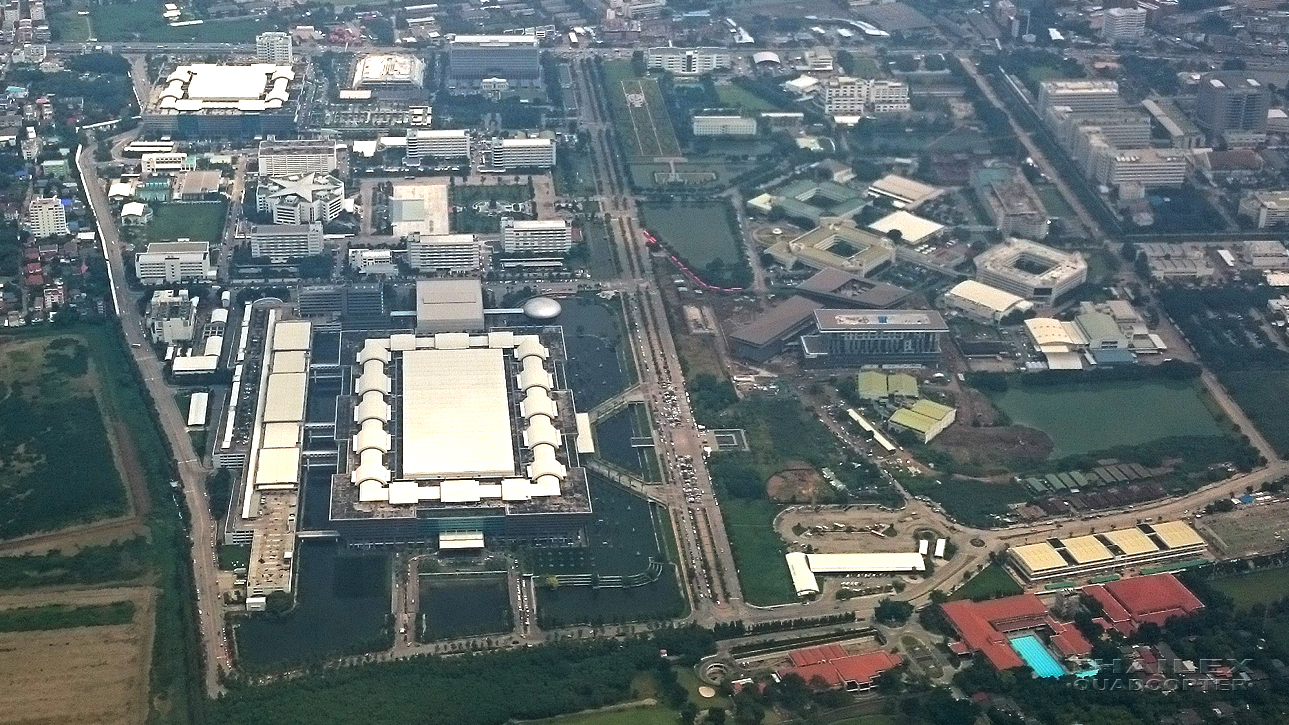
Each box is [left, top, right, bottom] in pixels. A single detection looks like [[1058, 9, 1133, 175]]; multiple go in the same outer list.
[[357, 369, 391, 395], [352, 447, 391, 486], [515, 335, 548, 361], [523, 416, 562, 450], [786, 552, 820, 597], [359, 339, 392, 365], [517, 357, 552, 392], [354, 390, 391, 424], [527, 444, 567, 481], [353, 419, 392, 454], [520, 389, 557, 420]]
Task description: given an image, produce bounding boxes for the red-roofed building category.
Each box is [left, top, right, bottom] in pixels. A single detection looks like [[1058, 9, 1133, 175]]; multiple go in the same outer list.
[[1082, 574, 1204, 636], [778, 645, 903, 692], [940, 593, 1092, 672]]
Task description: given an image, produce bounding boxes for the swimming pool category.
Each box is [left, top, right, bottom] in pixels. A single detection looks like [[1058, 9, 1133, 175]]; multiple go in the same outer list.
[[1010, 634, 1065, 678]]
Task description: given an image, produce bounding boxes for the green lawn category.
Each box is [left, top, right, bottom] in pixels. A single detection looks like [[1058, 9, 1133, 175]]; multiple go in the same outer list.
[[715, 84, 784, 112], [950, 563, 1023, 601], [147, 201, 226, 242], [720, 498, 795, 606], [219, 544, 251, 571], [1210, 568, 1289, 609]]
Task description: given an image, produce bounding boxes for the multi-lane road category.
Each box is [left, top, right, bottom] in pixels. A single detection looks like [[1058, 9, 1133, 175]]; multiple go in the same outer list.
[[76, 140, 228, 697]]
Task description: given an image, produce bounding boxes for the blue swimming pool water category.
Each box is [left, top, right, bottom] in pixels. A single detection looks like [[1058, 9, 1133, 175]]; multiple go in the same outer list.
[[1010, 634, 1066, 678]]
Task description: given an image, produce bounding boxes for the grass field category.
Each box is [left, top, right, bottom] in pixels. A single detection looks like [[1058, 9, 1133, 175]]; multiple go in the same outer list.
[[715, 84, 785, 112], [56, 1, 276, 42], [147, 201, 226, 242], [720, 498, 795, 606], [950, 564, 1023, 601], [1210, 568, 1289, 609], [0, 335, 129, 539], [986, 380, 1226, 459], [602, 61, 682, 160]]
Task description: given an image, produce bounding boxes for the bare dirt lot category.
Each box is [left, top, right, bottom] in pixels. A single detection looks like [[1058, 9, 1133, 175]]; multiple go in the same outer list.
[[0, 586, 153, 725], [933, 423, 1053, 473], [766, 462, 828, 503], [776, 506, 936, 555], [1199, 499, 1289, 557]]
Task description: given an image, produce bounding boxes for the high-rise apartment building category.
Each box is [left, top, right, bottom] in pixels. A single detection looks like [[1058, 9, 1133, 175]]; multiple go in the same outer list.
[[1101, 7, 1147, 42], [255, 31, 293, 64], [1194, 73, 1270, 134], [1037, 79, 1122, 114], [28, 196, 67, 238]]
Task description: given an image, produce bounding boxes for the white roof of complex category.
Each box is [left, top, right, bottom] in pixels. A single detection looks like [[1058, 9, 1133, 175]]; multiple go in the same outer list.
[[354, 391, 391, 424], [272, 320, 312, 351], [867, 210, 944, 244], [805, 552, 927, 573], [1025, 317, 1089, 348], [263, 372, 307, 422], [945, 280, 1030, 314], [186, 391, 209, 427], [520, 388, 557, 420], [271, 350, 307, 373], [354, 418, 393, 454], [254, 446, 301, 487], [401, 348, 515, 479], [867, 174, 941, 207], [261, 421, 301, 449], [786, 551, 820, 596]]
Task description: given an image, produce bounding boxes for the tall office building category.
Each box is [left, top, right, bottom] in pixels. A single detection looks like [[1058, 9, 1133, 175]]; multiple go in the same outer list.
[[406, 233, 482, 272], [134, 242, 212, 285], [1037, 79, 1122, 114], [248, 222, 324, 261], [1194, 73, 1270, 134], [1101, 7, 1147, 42], [255, 31, 293, 64], [501, 218, 573, 254], [491, 138, 556, 169], [821, 77, 910, 116], [644, 47, 733, 76], [406, 129, 471, 160], [258, 139, 338, 177], [447, 35, 540, 88], [27, 197, 67, 238]]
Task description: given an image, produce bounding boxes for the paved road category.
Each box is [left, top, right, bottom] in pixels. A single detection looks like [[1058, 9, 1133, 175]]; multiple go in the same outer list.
[[77, 140, 228, 697]]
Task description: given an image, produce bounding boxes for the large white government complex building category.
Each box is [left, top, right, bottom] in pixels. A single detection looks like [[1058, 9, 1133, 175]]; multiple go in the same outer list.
[[142, 62, 301, 138], [231, 280, 596, 603], [973, 238, 1088, 305]]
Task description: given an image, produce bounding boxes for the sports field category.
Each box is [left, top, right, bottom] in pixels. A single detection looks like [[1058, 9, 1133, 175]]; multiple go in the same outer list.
[[148, 201, 226, 242], [602, 61, 681, 160]]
